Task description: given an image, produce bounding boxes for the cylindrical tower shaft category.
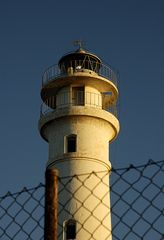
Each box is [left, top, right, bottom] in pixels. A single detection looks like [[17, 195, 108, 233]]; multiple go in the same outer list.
[[39, 47, 120, 240]]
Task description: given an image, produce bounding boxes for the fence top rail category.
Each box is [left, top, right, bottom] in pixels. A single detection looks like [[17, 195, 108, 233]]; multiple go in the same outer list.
[[0, 159, 163, 199], [42, 60, 118, 87]]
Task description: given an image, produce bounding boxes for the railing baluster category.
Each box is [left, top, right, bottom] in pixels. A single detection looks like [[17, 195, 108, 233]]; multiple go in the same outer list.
[[40, 91, 117, 118], [42, 60, 117, 87]]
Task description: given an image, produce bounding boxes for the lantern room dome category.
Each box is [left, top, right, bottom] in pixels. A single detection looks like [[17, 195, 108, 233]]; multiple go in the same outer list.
[[58, 48, 102, 72], [58, 48, 102, 66]]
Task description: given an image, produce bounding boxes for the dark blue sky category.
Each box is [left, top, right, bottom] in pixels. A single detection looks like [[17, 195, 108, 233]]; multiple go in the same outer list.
[[0, 0, 163, 194]]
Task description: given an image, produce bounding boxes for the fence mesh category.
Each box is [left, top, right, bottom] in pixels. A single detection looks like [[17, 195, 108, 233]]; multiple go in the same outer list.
[[0, 160, 163, 240]]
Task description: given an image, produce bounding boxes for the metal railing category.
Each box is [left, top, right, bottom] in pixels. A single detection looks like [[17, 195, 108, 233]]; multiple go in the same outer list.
[[0, 160, 163, 239], [42, 60, 118, 87], [40, 91, 117, 118]]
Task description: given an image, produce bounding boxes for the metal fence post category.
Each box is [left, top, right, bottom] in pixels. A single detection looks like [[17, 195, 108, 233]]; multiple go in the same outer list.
[[44, 168, 59, 240]]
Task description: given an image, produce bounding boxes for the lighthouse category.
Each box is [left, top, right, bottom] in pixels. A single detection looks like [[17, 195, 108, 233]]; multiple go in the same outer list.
[[39, 43, 120, 240]]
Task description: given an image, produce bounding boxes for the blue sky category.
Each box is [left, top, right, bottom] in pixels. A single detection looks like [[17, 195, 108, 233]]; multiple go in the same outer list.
[[0, 0, 163, 194]]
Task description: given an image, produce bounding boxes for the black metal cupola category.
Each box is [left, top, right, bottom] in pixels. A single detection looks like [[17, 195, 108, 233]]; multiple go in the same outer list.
[[58, 47, 102, 74]]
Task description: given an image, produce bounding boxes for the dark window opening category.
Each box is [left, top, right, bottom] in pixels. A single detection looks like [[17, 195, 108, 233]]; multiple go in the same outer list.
[[67, 135, 77, 153], [65, 219, 76, 239]]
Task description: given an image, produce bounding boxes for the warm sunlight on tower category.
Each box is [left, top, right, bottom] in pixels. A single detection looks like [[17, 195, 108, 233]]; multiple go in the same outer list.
[[39, 42, 120, 240]]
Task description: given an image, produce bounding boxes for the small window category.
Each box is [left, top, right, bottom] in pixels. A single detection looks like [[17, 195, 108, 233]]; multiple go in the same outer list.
[[63, 219, 77, 240], [66, 134, 77, 153]]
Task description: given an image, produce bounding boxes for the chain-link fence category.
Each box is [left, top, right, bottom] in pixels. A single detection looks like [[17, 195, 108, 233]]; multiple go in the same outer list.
[[0, 160, 163, 240]]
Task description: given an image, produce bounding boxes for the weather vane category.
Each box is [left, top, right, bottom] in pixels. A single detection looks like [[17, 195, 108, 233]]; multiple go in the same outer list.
[[73, 40, 85, 50]]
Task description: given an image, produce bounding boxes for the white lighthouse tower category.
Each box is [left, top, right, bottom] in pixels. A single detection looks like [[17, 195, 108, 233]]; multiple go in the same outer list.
[[39, 43, 120, 240]]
